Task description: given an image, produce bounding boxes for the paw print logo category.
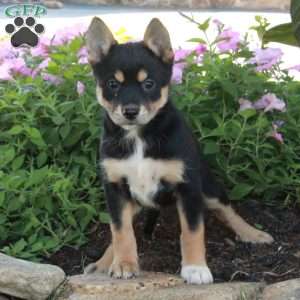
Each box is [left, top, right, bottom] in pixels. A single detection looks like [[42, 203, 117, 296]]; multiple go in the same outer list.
[[5, 17, 45, 47]]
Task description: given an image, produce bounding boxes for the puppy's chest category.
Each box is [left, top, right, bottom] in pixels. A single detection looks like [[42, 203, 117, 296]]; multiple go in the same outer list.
[[102, 136, 184, 207]]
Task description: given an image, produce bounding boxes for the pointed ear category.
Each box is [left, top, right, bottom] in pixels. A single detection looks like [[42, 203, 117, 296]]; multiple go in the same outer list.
[[86, 17, 117, 64], [143, 18, 174, 63]]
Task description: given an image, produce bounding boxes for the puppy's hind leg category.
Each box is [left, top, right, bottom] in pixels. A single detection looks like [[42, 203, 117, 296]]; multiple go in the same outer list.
[[204, 194, 274, 244], [201, 166, 273, 244], [84, 244, 113, 274]]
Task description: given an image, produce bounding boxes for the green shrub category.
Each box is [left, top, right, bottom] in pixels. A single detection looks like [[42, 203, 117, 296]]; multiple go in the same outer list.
[[0, 37, 105, 259]]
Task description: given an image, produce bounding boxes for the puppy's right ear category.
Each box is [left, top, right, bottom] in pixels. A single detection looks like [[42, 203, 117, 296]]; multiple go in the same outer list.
[[86, 17, 117, 64]]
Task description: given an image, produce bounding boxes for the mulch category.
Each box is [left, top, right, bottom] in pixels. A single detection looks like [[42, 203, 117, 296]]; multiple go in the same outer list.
[[48, 200, 300, 284]]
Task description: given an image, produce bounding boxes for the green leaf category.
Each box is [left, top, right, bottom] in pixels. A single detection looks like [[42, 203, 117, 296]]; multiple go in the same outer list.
[[8, 125, 23, 135], [26, 128, 46, 148], [203, 141, 220, 154], [187, 38, 206, 44], [12, 155, 25, 171], [0, 146, 15, 168], [263, 23, 299, 47], [100, 212, 111, 224], [229, 183, 254, 200], [37, 152, 48, 168], [25, 167, 49, 188], [0, 192, 5, 207], [59, 124, 71, 139], [239, 108, 257, 119], [13, 238, 27, 253], [198, 18, 210, 31]]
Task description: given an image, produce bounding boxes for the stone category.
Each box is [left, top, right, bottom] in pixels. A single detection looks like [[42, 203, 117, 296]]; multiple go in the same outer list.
[[0, 253, 66, 300], [60, 272, 264, 300], [0, 294, 9, 300], [261, 278, 300, 300]]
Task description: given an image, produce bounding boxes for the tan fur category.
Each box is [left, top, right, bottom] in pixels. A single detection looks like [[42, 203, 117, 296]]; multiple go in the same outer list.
[[143, 18, 174, 63], [146, 86, 169, 113], [204, 197, 274, 243], [137, 69, 148, 82], [177, 204, 207, 266], [96, 85, 114, 110], [86, 17, 116, 64], [93, 244, 113, 273], [109, 202, 139, 278], [115, 70, 125, 83], [103, 158, 184, 184]]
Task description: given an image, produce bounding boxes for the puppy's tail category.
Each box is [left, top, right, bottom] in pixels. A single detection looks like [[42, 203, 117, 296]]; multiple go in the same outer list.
[[143, 208, 160, 239]]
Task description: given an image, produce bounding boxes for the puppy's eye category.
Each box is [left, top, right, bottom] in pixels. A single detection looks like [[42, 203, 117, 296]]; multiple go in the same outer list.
[[142, 79, 156, 92], [107, 79, 120, 91]]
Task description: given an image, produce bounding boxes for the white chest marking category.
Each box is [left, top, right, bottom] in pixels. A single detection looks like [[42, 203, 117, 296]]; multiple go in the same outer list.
[[102, 131, 184, 207]]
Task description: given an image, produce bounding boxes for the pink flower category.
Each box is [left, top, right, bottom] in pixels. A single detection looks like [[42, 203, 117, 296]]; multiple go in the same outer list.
[[0, 41, 17, 60], [172, 63, 185, 84], [238, 98, 254, 112], [217, 29, 240, 52], [42, 73, 63, 85], [52, 23, 87, 46], [269, 123, 284, 144], [77, 46, 88, 64], [195, 44, 207, 55], [0, 62, 13, 81], [254, 93, 286, 112], [30, 36, 50, 57], [32, 58, 51, 77], [10, 57, 32, 77], [248, 48, 283, 71], [77, 81, 85, 95], [174, 49, 192, 62], [213, 19, 224, 29], [287, 65, 300, 72]]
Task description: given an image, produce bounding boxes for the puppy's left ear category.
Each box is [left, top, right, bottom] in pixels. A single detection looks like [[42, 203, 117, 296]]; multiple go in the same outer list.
[[143, 18, 174, 63], [86, 17, 117, 65]]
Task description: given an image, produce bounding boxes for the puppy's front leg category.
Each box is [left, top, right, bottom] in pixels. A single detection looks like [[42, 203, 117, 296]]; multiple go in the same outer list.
[[106, 183, 139, 279], [177, 183, 213, 284]]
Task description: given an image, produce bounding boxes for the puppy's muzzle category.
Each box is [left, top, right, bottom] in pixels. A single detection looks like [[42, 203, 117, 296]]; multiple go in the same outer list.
[[122, 104, 140, 120]]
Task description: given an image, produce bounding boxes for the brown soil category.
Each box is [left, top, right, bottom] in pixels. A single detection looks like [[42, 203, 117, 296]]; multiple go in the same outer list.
[[48, 200, 300, 284]]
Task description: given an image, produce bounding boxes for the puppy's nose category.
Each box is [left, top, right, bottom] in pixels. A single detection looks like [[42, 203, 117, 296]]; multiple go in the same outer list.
[[122, 104, 140, 120]]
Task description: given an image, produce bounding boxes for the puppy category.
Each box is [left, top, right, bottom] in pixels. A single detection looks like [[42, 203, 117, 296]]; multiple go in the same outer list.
[[84, 17, 273, 284]]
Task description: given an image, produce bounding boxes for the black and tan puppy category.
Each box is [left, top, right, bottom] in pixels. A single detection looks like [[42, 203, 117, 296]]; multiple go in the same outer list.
[[84, 17, 273, 284]]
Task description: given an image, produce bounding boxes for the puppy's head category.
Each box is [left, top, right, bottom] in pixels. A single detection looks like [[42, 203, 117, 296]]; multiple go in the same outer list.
[[86, 17, 173, 128]]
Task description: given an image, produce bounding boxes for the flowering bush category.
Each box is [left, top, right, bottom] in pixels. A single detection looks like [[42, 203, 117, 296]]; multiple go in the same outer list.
[[172, 16, 300, 203], [0, 18, 299, 259]]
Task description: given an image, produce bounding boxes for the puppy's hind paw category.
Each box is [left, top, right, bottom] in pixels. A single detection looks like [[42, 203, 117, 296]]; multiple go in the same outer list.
[[238, 228, 274, 244], [84, 263, 98, 274], [181, 265, 213, 285]]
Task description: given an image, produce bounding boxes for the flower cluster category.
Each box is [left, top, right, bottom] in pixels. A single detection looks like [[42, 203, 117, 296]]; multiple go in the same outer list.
[[172, 45, 207, 84], [217, 28, 240, 53], [248, 48, 283, 71], [0, 24, 88, 94], [239, 93, 286, 113], [239, 94, 286, 143]]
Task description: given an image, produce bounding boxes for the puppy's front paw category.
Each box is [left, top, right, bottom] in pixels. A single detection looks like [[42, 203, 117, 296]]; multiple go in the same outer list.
[[239, 228, 274, 244], [109, 260, 139, 279], [181, 265, 213, 285]]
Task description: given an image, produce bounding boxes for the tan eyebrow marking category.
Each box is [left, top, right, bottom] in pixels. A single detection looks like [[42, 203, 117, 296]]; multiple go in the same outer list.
[[114, 70, 125, 83], [137, 69, 148, 82]]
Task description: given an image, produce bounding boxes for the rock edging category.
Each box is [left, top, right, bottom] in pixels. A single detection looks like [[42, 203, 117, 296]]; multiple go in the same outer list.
[[0, 253, 66, 300]]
